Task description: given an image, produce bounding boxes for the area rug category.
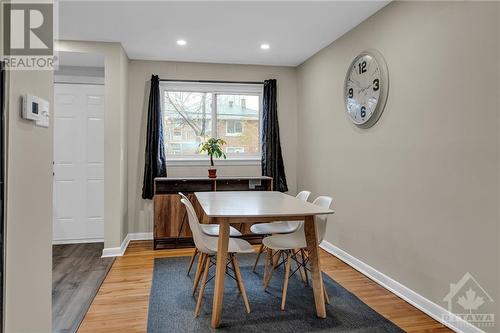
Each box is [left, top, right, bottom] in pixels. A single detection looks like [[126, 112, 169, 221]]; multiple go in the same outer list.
[[147, 254, 404, 332]]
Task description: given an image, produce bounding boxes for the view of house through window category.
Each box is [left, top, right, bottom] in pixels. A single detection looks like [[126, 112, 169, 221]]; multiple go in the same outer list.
[[162, 83, 262, 160]]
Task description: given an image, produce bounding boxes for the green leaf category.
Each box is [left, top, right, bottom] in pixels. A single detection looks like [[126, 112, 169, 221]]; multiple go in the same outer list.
[[198, 137, 226, 161]]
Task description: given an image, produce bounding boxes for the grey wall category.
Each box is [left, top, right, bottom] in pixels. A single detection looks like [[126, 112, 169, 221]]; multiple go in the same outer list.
[[297, 1, 500, 329], [127, 60, 298, 233], [0, 4, 53, 330], [4, 65, 54, 333]]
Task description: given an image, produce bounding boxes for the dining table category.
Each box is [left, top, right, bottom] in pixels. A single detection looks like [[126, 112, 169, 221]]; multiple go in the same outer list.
[[194, 191, 335, 328]]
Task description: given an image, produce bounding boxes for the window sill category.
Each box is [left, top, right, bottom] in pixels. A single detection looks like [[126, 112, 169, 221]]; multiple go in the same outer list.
[[166, 158, 261, 167]]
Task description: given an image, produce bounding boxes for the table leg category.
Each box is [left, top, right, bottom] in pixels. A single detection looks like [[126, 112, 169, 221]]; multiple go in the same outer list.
[[211, 220, 230, 328], [304, 215, 326, 318]]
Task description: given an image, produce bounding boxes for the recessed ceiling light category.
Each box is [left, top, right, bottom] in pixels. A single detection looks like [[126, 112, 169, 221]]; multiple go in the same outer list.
[[176, 39, 187, 46], [260, 43, 270, 50]]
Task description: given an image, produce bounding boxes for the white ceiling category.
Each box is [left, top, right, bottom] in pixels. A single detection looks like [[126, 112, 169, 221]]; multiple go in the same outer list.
[[58, 1, 389, 67]]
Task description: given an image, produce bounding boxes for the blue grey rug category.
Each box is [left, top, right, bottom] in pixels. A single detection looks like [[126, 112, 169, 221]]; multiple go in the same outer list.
[[147, 255, 405, 332]]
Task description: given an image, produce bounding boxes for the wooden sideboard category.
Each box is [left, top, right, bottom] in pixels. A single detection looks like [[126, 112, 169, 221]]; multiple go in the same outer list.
[[153, 176, 273, 249]]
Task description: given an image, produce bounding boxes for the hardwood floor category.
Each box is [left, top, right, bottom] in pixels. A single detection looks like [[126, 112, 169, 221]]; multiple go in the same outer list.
[[77, 241, 452, 333], [53, 243, 115, 333]]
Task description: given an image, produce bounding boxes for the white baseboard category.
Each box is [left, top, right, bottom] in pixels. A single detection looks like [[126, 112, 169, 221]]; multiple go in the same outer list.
[[101, 232, 153, 257], [52, 237, 104, 245], [101, 235, 129, 257], [128, 232, 153, 241], [319, 240, 484, 333]]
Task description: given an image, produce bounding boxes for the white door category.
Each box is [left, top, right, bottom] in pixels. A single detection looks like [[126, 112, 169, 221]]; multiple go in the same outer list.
[[53, 83, 105, 243]]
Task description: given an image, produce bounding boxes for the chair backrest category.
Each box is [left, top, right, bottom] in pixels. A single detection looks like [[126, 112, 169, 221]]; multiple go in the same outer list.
[[178, 192, 189, 201], [289, 195, 333, 243], [312, 196, 333, 243], [296, 190, 311, 202], [290, 191, 312, 231], [180, 198, 212, 254]]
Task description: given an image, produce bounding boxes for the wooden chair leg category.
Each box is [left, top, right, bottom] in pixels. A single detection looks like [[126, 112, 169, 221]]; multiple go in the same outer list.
[[252, 243, 265, 272], [263, 248, 272, 286], [230, 254, 242, 293], [192, 253, 205, 296], [187, 248, 199, 275], [232, 255, 251, 314], [300, 248, 309, 286], [195, 254, 210, 317], [281, 250, 292, 310], [264, 250, 280, 289]]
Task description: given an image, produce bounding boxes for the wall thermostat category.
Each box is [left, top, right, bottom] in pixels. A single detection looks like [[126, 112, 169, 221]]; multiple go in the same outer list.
[[22, 94, 50, 128]]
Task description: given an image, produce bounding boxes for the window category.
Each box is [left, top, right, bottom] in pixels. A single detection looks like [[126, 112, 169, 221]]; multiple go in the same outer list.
[[226, 120, 243, 136], [161, 82, 262, 161]]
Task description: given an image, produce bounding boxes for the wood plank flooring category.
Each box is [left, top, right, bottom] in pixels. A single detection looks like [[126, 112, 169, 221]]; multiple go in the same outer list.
[[53, 243, 114, 333], [77, 241, 452, 333]]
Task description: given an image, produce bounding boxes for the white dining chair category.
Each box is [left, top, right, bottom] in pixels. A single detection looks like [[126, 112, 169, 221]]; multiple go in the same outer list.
[[180, 198, 254, 316], [261, 196, 333, 310], [250, 190, 311, 272], [179, 192, 243, 275]]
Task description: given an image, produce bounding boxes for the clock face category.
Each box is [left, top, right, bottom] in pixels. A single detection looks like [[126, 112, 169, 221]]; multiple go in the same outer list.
[[344, 50, 388, 127]]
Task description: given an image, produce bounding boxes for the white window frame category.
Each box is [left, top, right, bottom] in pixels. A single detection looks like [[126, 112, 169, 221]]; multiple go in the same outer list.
[[160, 81, 263, 166]]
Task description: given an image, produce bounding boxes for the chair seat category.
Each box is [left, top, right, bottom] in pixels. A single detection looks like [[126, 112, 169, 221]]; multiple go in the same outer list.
[[262, 233, 306, 251], [201, 224, 242, 237], [202, 236, 255, 255], [250, 221, 301, 235]]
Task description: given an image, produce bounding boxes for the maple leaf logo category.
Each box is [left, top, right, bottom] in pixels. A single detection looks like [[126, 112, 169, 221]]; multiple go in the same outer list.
[[457, 288, 485, 313]]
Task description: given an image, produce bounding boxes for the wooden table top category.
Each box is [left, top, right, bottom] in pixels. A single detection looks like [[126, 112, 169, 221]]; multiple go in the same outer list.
[[195, 191, 334, 218]]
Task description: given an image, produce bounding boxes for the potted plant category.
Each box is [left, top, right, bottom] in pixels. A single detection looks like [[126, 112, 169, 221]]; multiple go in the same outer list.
[[199, 137, 227, 178]]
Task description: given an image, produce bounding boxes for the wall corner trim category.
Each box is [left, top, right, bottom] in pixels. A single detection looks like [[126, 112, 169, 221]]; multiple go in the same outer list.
[[53, 238, 104, 245], [101, 232, 153, 257], [319, 240, 485, 333]]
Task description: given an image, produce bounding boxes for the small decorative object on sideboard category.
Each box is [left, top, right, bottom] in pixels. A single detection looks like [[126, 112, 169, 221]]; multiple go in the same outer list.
[[198, 137, 226, 178]]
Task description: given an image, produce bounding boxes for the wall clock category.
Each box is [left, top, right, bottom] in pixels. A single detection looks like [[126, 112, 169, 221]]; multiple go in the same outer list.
[[344, 49, 389, 128]]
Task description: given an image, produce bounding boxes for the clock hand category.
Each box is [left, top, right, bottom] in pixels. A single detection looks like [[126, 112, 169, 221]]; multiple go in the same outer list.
[[349, 79, 361, 87], [360, 84, 373, 93]]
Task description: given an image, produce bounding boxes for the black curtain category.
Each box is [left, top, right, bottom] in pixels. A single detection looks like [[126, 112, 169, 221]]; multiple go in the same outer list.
[[261, 79, 288, 192], [142, 75, 167, 199]]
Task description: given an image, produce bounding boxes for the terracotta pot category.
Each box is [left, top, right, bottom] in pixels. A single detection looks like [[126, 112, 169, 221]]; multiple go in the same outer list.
[[208, 168, 217, 178]]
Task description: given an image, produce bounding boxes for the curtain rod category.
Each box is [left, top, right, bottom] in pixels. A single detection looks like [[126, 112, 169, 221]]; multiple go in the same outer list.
[[159, 79, 264, 85]]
